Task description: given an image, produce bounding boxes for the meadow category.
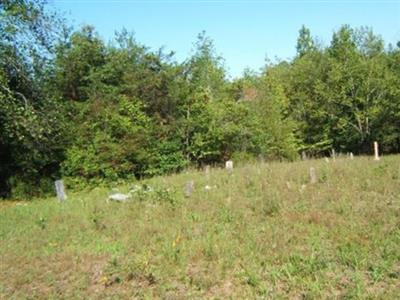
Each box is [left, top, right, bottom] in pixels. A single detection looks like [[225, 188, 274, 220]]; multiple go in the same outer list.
[[1, 156, 399, 299]]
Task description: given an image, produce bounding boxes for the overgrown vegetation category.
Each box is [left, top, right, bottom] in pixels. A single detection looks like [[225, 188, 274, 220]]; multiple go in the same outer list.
[[1, 1, 400, 198], [1, 156, 399, 298]]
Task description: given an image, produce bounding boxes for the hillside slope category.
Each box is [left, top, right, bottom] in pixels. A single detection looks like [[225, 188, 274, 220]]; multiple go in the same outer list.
[[1, 156, 399, 299]]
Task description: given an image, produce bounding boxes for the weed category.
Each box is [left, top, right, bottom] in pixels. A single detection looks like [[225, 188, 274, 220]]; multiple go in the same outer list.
[[219, 207, 233, 223], [90, 207, 106, 230], [261, 192, 281, 216], [153, 187, 178, 207], [35, 216, 47, 230]]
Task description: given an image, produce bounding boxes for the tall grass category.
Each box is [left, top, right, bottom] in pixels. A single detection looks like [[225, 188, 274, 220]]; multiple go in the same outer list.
[[1, 156, 399, 299]]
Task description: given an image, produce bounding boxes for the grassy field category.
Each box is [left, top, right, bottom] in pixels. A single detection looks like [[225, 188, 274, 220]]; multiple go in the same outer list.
[[1, 156, 399, 299]]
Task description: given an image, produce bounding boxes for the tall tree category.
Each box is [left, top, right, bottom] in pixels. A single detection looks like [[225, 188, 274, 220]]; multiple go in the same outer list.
[[54, 25, 106, 101], [185, 31, 227, 101], [0, 0, 65, 197], [296, 25, 316, 57]]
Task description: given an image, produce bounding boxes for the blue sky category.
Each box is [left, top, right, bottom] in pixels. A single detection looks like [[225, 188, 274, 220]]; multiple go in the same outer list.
[[51, 0, 400, 78]]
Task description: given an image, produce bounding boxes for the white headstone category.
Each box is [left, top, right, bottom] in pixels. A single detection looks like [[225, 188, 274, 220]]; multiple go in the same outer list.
[[301, 151, 307, 160], [331, 149, 336, 161], [374, 141, 380, 161], [109, 193, 131, 202], [55, 180, 67, 202], [225, 160, 233, 173], [350, 152, 354, 160], [205, 165, 210, 181]]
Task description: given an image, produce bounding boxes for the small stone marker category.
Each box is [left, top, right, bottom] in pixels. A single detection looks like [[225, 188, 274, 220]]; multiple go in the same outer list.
[[374, 141, 380, 161], [309, 167, 317, 184], [109, 193, 131, 202], [184, 180, 194, 198], [324, 157, 330, 163], [225, 160, 233, 174], [331, 149, 336, 161], [205, 165, 210, 181], [350, 152, 354, 160], [301, 151, 307, 160], [55, 180, 67, 202]]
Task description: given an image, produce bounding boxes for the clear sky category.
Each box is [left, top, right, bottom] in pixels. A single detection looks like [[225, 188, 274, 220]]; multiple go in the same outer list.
[[50, 0, 400, 78]]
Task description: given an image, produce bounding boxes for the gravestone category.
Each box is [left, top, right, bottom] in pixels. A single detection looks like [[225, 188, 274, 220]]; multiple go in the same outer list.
[[301, 151, 307, 160], [185, 181, 194, 198], [205, 165, 210, 181], [109, 193, 131, 202], [225, 160, 233, 174], [309, 167, 317, 184], [55, 180, 67, 202], [374, 141, 380, 161], [331, 149, 336, 161]]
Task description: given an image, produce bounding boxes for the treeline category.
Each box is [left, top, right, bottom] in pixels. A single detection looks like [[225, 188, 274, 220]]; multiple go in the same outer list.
[[1, 1, 399, 198]]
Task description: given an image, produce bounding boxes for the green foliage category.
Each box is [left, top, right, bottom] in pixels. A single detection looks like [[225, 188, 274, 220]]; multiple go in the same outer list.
[[0, 0, 66, 198], [252, 73, 299, 160], [286, 25, 399, 155], [54, 25, 106, 101], [1, 2, 399, 198], [186, 31, 227, 100], [296, 25, 316, 57], [144, 138, 188, 176], [61, 95, 153, 182]]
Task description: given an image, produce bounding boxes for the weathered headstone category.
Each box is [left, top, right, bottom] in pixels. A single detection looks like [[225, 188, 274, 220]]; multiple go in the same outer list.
[[331, 149, 336, 161], [350, 152, 354, 160], [374, 141, 380, 161], [184, 180, 194, 198], [324, 157, 330, 163], [301, 151, 307, 160], [309, 167, 317, 184], [205, 165, 210, 181], [109, 193, 131, 202], [225, 160, 233, 174], [55, 180, 67, 202]]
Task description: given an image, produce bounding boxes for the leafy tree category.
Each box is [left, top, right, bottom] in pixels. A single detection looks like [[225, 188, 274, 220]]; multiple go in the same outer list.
[[355, 26, 384, 56], [323, 26, 389, 152], [285, 25, 400, 155], [296, 25, 316, 57], [61, 95, 154, 183], [54, 25, 106, 101], [377, 45, 400, 152], [60, 30, 189, 181], [0, 0, 65, 197], [175, 32, 229, 163], [185, 31, 227, 101], [329, 25, 358, 61], [1, 2, 399, 199], [252, 70, 298, 159]]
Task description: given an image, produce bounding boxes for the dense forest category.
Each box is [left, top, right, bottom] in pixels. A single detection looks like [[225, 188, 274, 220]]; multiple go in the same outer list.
[[1, 0, 399, 198]]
